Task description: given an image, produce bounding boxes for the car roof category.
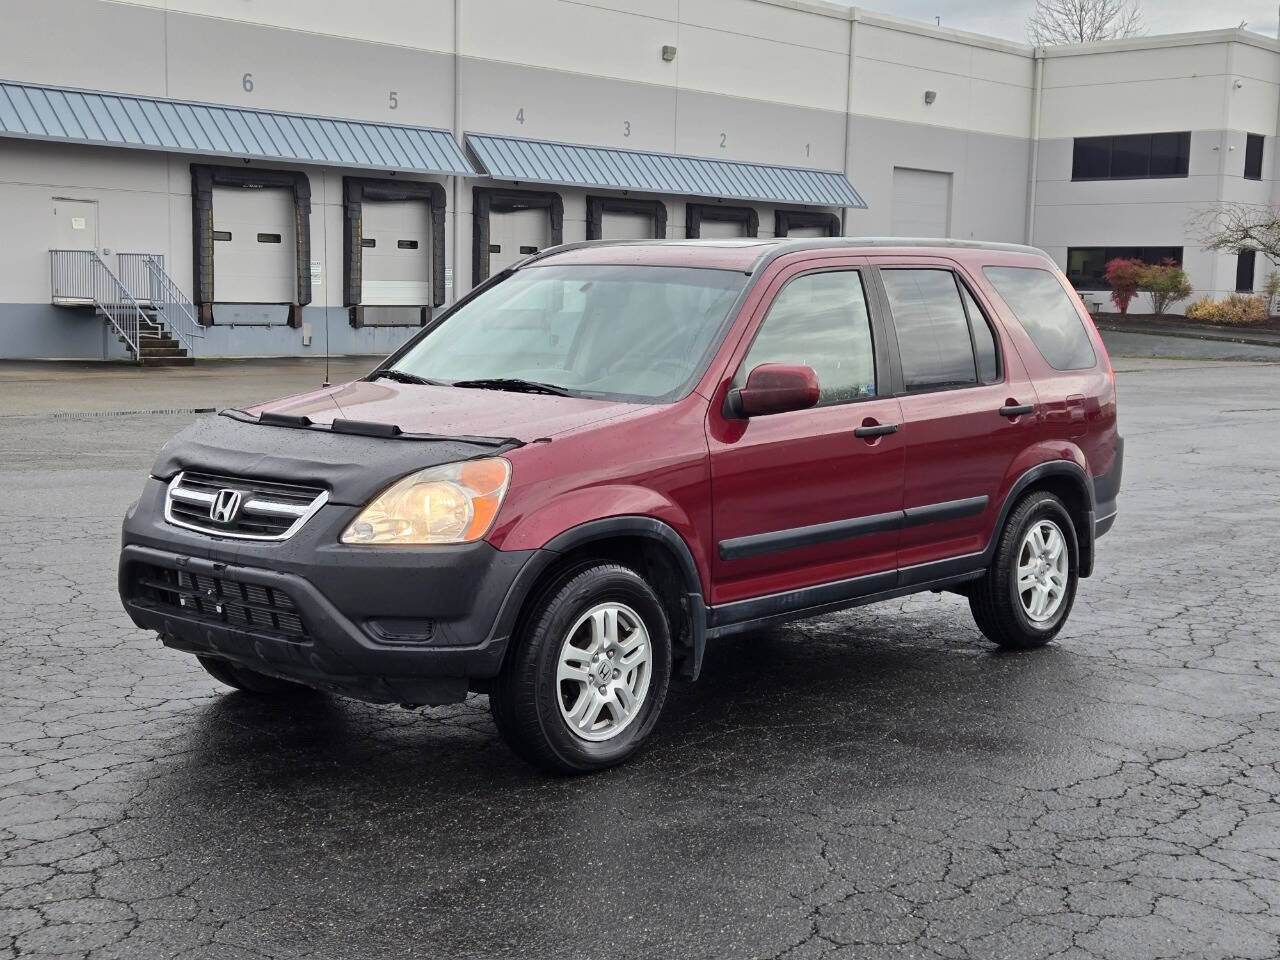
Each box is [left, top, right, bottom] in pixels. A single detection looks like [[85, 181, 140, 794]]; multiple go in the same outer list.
[[526, 237, 1057, 273]]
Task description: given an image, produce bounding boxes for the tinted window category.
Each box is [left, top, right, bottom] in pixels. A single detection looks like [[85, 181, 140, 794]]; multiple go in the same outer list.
[[983, 267, 1097, 371], [1072, 132, 1189, 179], [1065, 246, 1183, 290], [1244, 133, 1264, 180], [740, 270, 876, 406], [881, 269, 977, 391], [1236, 250, 1256, 292], [959, 283, 1000, 383]]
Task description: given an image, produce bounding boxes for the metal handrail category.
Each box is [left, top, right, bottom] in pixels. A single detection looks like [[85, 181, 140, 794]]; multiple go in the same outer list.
[[140, 254, 204, 354], [49, 249, 149, 362], [116, 253, 161, 306]]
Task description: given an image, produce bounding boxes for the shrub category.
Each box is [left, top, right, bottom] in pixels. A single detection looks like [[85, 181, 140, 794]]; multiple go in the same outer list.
[[1104, 257, 1145, 314], [1264, 270, 1280, 316], [1184, 294, 1268, 326], [1140, 261, 1192, 315]]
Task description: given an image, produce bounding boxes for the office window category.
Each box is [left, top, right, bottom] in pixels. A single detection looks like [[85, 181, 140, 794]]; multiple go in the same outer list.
[[1244, 134, 1265, 180], [1071, 133, 1190, 180], [880, 269, 978, 392], [1236, 250, 1257, 292], [1065, 247, 1183, 290]]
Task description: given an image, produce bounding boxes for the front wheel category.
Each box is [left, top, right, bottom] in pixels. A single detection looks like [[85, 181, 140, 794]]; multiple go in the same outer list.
[[969, 492, 1079, 650], [490, 563, 672, 774]]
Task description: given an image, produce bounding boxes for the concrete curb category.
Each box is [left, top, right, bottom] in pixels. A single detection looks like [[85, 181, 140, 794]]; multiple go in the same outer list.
[[1094, 320, 1280, 349]]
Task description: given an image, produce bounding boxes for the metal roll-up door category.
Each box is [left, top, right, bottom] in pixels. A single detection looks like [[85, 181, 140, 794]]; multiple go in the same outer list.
[[488, 208, 550, 272], [785, 224, 829, 238], [699, 218, 749, 239], [601, 211, 655, 240], [361, 199, 430, 305], [891, 168, 952, 239], [212, 186, 296, 302]]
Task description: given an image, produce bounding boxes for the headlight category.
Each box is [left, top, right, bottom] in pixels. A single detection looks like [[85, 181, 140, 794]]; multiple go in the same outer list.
[[340, 458, 511, 545]]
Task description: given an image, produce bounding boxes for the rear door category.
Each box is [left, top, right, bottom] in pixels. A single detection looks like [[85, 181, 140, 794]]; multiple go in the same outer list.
[[708, 258, 904, 606], [868, 258, 1039, 576]]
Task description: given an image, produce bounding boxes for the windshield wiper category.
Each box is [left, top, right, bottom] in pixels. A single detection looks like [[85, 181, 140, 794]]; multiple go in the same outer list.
[[370, 369, 443, 386], [450, 377, 571, 397]]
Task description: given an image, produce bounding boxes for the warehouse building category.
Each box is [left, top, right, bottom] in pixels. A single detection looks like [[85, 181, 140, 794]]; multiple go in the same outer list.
[[0, 0, 1275, 361]]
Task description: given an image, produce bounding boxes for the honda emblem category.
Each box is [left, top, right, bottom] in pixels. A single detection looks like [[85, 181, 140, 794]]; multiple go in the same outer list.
[[210, 489, 243, 525]]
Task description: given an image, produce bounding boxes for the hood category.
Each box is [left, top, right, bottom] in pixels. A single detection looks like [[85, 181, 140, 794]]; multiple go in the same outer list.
[[245, 379, 642, 443]]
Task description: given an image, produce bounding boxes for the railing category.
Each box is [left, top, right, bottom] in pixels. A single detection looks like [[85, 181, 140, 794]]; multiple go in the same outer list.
[[116, 253, 160, 306], [139, 254, 204, 355], [49, 250, 149, 361]]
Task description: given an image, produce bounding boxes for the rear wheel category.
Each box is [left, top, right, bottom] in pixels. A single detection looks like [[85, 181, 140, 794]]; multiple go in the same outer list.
[[969, 492, 1078, 650], [197, 656, 314, 695], [490, 563, 672, 774]]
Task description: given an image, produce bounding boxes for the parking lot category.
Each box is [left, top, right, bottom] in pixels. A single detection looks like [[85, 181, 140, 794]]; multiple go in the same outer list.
[[2, 345, 1279, 960]]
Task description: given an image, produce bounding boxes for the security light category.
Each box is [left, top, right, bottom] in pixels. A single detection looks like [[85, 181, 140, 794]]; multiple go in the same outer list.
[[924, 90, 937, 105], [662, 45, 677, 61]]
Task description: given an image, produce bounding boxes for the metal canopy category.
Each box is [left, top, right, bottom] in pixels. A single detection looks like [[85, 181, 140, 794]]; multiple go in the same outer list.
[[466, 133, 865, 208], [0, 81, 476, 176]]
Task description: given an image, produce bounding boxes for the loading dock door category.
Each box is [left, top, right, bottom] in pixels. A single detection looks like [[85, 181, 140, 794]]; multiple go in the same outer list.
[[212, 186, 296, 302], [891, 168, 952, 238], [785, 224, 829, 239], [52, 199, 98, 251], [361, 199, 431, 305], [699, 218, 750, 239], [601, 211, 655, 240], [488, 208, 550, 273]]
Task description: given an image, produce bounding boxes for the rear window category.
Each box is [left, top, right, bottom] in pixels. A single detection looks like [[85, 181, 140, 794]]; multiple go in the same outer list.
[[982, 267, 1096, 371]]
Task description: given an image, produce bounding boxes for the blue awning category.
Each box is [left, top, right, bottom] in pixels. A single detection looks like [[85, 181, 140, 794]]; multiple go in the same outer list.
[[0, 81, 476, 176], [466, 133, 864, 208]]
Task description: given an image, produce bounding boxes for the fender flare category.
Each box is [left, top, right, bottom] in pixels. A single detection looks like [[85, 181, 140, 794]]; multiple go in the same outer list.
[[489, 516, 710, 680], [987, 461, 1096, 578]]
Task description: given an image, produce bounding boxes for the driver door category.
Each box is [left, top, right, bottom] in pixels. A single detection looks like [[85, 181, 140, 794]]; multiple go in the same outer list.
[[707, 259, 905, 607]]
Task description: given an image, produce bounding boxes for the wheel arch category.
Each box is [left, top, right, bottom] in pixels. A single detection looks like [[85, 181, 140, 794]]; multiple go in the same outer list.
[[991, 461, 1096, 578], [490, 516, 710, 681]]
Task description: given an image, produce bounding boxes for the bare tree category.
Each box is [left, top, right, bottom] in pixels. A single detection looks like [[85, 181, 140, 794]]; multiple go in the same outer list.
[[1027, 0, 1145, 45], [1192, 203, 1280, 264]]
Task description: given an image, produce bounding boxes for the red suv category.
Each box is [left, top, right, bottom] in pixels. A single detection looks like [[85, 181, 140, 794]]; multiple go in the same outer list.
[[119, 238, 1122, 773]]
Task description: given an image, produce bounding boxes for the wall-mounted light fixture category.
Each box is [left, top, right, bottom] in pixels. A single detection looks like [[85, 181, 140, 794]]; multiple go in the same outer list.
[[661, 45, 677, 61], [924, 90, 937, 105]]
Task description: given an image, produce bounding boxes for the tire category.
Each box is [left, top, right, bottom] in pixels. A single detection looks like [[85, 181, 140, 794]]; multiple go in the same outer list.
[[196, 656, 314, 695], [969, 492, 1079, 650], [490, 562, 673, 774]]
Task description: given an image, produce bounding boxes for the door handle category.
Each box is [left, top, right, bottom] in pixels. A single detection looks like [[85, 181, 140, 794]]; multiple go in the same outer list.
[[999, 403, 1035, 418], [854, 422, 899, 438]]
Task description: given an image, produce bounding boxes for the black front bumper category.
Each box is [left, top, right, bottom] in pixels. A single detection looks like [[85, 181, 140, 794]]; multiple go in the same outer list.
[[119, 478, 540, 705]]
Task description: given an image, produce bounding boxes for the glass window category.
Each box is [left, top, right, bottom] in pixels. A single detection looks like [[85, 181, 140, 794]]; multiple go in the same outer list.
[[881, 269, 978, 392], [1236, 250, 1257, 292], [1072, 138, 1111, 179], [959, 283, 1000, 383], [984, 267, 1097, 371], [1111, 134, 1150, 178], [392, 264, 747, 402], [1150, 132, 1189, 177], [739, 270, 876, 406], [1065, 246, 1183, 290], [1244, 133, 1264, 180], [1072, 132, 1189, 180]]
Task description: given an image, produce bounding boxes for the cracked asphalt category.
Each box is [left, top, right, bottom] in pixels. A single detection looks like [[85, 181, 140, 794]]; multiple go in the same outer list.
[[2, 354, 1279, 959]]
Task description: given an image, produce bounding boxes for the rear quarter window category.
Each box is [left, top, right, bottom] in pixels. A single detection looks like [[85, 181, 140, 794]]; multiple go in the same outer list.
[[982, 266, 1097, 371]]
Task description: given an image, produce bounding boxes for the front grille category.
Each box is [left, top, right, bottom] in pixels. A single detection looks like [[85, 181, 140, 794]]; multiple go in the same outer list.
[[132, 563, 310, 643], [164, 470, 326, 540]]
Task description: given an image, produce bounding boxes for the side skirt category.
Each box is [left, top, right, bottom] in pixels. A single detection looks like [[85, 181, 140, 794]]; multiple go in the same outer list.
[[705, 554, 986, 640]]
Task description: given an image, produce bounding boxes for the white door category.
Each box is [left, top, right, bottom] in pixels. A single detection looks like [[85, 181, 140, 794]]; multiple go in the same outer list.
[[52, 199, 98, 251], [212, 186, 296, 302], [489, 208, 549, 273], [785, 225, 828, 239], [361, 199, 431, 305], [891, 168, 952, 238], [699, 218, 748, 239], [601, 211, 655, 240]]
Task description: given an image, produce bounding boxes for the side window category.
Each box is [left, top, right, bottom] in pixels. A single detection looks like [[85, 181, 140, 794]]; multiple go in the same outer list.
[[958, 282, 1000, 383], [739, 270, 876, 406], [983, 266, 1097, 371], [880, 268, 978, 392]]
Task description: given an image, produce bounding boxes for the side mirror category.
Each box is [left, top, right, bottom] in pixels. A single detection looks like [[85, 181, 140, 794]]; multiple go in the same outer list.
[[725, 363, 820, 419]]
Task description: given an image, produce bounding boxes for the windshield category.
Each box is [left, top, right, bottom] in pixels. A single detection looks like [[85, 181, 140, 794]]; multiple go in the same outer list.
[[388, 264, 748, 402]]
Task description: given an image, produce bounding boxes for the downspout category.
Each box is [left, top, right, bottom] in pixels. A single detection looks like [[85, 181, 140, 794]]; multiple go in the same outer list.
[[841, 9, 857, 235], [1211, 41, 1237, 299], [451, 0, 461, 303], [1024, 47, 1044, 245]]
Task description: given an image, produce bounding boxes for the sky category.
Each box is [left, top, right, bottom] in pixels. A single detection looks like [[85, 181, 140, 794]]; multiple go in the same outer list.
[[825, 0, 1280, 43]]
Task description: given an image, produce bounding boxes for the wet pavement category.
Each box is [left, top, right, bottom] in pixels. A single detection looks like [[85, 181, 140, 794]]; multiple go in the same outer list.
[[2, 356, 1279, 959]]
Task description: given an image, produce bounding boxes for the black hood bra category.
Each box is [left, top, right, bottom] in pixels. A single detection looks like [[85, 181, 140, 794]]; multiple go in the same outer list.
[[149, 410, 523, 507]]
